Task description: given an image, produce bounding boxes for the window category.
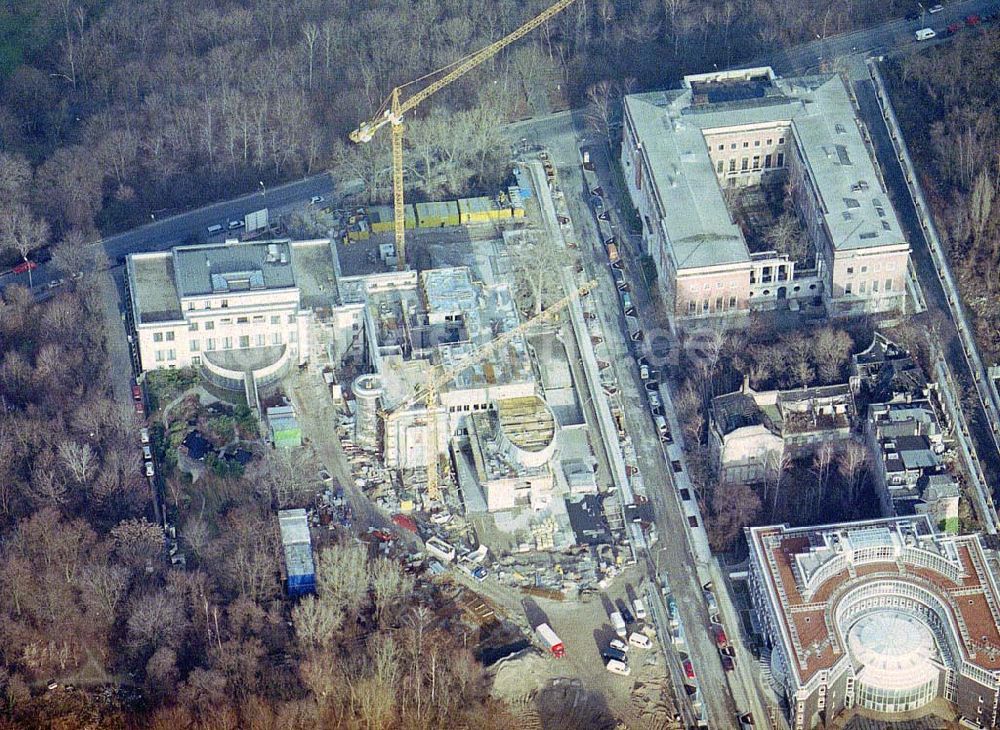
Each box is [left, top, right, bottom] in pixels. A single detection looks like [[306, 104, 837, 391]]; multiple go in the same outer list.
[[766, 138, 773, 145], [717, 160, 724, 174], [752, 155, 760, 170], [187, 302, 194, 311], [256, 334, 265, 347], [272, 332, 282, 345], [191, 356, 200, 366], [237, 316, 249, 324], [861, 265, 868, 273], [287, 314, 295, 324], [845, 283, 853, 295], [847, 267, 854, 275], [239, 335, 250, 348], [754, 140, 761, 147], [155, 350, 164, 362], [742, 141, 749, 148], [859, 281, 867, 294], [166, 349, 176, 360], [730, 142, 736, 150], [153, 332, 163, 343], [765, 154, 772, 168], [729, 296, 737, 308], [206, 338, 216, 351], [778, 137, 785, 144], [221, 299, 229, 308], [872, 280, 879, 293], [687, 301, 696, 315], [702, 300, 709, 313], [220, 317, 232, 325], [885, 279, 892, 292], [874, 262, 882, 272], [729, 159, 736, 173], [165, 331, 174, 342], [718, 144, 724, 151], [252, 315, 264, 323], [223, 337, 233, 349], [777, 152, 784, 166], [270, 315, 280, 325], [715, 296, 723, 311], [189, 322, 199, 332], [205, 321, 215, 330], [190, 340, 200, 352], [741, 158, 749, 171], [289, 331, 298, 343]]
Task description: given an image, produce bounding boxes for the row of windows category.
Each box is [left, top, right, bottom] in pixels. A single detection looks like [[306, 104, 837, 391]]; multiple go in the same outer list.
[[717, 136, 785, 151], [844, 279, 893, 295], [686, 295, 739, 315], [153, 314, 296, 340], [719, 152, 785, 175], [195, 331, 296, 352]]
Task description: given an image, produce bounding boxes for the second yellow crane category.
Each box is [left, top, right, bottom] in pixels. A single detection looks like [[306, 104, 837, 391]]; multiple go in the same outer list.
[[383, 279, 596, 505], [349, 0, 577, 269]]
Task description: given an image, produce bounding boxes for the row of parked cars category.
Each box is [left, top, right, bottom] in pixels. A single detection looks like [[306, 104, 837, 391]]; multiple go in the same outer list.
[[132, 381, 154, 478]]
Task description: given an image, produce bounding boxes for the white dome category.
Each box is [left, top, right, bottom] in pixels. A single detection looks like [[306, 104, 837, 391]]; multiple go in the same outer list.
[[848, 611, 938, 692]]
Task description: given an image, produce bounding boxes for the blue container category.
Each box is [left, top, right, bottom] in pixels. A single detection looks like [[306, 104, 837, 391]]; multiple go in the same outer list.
[[287, 572, 316, 597]]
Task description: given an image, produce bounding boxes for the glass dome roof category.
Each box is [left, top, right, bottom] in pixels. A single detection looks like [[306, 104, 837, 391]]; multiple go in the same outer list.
[[847, 611, 939, 691]]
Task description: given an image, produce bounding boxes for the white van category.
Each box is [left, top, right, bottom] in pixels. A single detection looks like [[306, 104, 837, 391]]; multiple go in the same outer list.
[[629, 632, 652, 649], [207, 224, 224, 235], [605, 658, 631, 676], [610, 611, 627, 638], [633, 598, 647, 621], [915, 27, 936, 40]]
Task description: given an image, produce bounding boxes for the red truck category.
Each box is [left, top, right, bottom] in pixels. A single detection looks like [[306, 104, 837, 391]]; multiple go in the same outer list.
[[535, 623, 565, 658]]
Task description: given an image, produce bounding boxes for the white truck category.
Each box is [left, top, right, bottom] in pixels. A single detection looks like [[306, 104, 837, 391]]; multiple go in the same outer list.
[[535, 623, 566, 658], [610, 610, 627, 638]]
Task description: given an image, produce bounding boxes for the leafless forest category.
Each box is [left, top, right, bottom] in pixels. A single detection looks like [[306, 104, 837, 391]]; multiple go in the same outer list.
[[883, 32, 1000, 363]]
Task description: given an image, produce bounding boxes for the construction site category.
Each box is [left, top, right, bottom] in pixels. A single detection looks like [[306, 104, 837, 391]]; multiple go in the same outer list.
[[279, 0, 680, 725]]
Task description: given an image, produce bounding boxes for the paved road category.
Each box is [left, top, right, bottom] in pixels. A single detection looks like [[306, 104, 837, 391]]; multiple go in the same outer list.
[[1, 172, 335, 291], [758, 0, 1000, 74], [850, 71, 1000, 491]]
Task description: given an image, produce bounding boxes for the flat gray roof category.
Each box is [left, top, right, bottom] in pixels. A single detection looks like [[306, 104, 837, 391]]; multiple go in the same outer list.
[[290, 240, 338, 309], [130, 253, 182, 323], [624, 70, 905, 270], [173, 240, 296, 297]]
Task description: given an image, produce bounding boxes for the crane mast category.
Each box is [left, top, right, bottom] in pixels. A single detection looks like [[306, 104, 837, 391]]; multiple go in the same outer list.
[[384, 280, 596, 504], [349, 0, 578, 269]]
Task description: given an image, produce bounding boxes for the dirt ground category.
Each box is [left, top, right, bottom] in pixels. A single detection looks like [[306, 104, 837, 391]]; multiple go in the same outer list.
[[480, 565, 680, 729]]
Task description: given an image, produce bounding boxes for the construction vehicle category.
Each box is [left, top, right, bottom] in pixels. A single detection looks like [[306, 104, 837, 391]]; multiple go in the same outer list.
[[380, 280, 596, 504], [349, 0, 577, 270]]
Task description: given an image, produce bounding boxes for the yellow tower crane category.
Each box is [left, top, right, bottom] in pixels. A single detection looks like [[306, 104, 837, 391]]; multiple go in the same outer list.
[[383, 279, 596, 504], [349, 0, 577, 269]]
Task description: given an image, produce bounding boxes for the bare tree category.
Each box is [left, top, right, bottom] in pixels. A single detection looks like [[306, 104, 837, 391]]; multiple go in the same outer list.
[[315, 543, 369, 620], [507, 230, 568, 316], [0, 203, 50, 287], [57, 439, 97, 485], [812, 442, 835, 496], [371, 556, 414, 626], [585, 79, 618, 147], [292, 595, 343, 650], [838, 441, 869, 511], [302, 22, 320, 91]]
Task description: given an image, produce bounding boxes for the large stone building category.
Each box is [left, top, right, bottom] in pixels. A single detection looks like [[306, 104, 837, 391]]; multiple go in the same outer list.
[[126, 238, 336, 391], [748, 517, 1000, 729], [621, 67, 909, 328]]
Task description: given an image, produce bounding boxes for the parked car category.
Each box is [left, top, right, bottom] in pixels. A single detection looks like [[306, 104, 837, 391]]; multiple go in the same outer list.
[[620, 605, 635, 625], [683, 659, 696, 680], [135, 401, 145, 417], [629, 632, 652, 649], [144, 461, 155, 477], [605, 658, 631, 676], [648, 391, 662, 410], [140, 427, 150, 444], [609, 638, 629, 653], [928, 3, 943, 12], [12, 260, 37, 275], [965, 14, 981, 25], [131, 384, 142, 401], [310, 195, 325, 205], [633, 598, 647, 621], [946, 21, 961, 34], [639, 364, 650, 380], [228, 220, 245, 230], [142, 445, 153, 461], [602, 647, 628, 663], [721, 652, 736, 672]]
